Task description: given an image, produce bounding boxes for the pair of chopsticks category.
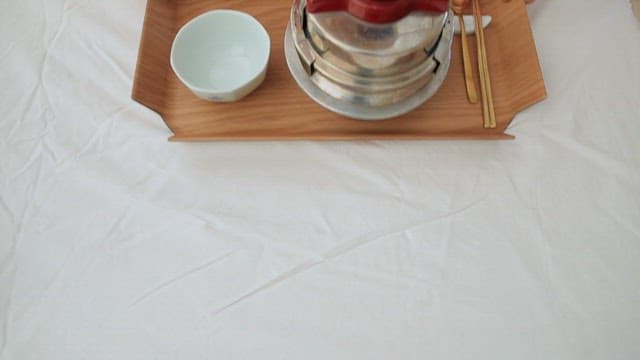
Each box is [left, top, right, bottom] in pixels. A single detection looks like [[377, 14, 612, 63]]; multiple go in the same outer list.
[[473, 0, 496, 128], [454, 0, 496, 129]]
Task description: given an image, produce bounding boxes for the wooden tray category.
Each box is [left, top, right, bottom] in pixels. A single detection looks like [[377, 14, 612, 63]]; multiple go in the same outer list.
[[132, 0, 546, 141]]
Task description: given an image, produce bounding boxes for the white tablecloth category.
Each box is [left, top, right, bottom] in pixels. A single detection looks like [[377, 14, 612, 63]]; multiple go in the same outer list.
[[1, 1, 639, 359]]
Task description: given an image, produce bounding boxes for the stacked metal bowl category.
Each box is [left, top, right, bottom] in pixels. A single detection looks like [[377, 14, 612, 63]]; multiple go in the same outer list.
[[285, 0, 454, 120]]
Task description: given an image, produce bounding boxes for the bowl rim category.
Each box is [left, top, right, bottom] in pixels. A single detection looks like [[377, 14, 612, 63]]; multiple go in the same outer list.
[[170, 9, 271, 95]]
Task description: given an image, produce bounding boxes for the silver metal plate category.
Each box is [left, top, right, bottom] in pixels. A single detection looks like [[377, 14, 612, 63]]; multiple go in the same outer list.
[[284, 13, 454, 121]]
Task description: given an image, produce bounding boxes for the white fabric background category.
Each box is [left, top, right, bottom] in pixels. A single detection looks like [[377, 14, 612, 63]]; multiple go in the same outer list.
[[1, 0, 639, 359]]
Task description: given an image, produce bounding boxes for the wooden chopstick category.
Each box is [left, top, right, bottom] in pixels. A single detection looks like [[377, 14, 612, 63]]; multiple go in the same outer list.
[[473, 1, 490, 129], [473, 0, 497, 129], [458, 15, 479, 104]]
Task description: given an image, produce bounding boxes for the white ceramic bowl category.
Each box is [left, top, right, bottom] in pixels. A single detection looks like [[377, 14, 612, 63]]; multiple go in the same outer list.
[[170, 10, 271, 102]]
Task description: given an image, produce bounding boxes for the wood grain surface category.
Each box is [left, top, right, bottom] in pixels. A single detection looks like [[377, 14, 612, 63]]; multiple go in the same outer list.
[[132, 0, 546, 141]]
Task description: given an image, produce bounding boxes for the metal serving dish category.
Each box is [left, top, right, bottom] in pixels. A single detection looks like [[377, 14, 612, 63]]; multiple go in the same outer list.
[[285, 0, 454, 120]]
